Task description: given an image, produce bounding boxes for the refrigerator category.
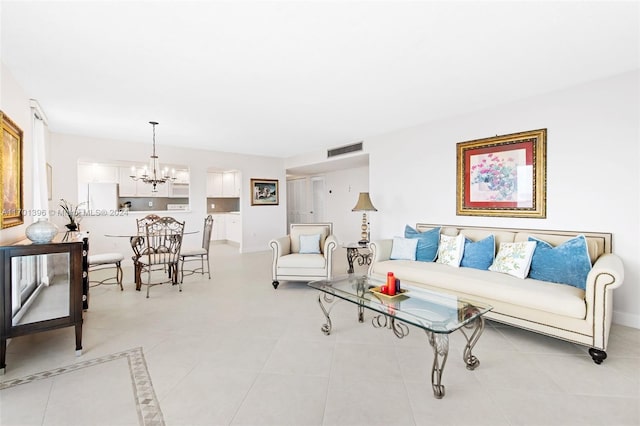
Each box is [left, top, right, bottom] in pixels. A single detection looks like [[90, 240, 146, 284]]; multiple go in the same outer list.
[[78, 182, 118, 213]]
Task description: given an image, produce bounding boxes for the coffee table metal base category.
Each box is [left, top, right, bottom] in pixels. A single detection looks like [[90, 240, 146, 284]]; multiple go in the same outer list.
[[316, 292, 485, 399]]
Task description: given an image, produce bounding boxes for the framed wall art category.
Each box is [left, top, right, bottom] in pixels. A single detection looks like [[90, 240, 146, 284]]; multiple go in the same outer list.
[[251, 178, 279, 206], [456, 128, 546, 218], [1, 111, 24, 228]]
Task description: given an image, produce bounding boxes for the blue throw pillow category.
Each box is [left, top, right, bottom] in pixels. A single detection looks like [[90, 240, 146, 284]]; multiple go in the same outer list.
[[404, 225, 440, 262], [528, 235, 592, 290], [460, 235, 495, 270]]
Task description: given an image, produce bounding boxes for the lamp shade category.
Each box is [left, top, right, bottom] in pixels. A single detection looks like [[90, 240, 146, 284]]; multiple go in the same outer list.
[[352, 192, 377, 212]]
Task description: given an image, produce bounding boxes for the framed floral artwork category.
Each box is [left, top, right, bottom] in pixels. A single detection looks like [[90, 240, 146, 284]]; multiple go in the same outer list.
[[1, 111, 24, 228], [250, 178, 279, 205], [456, 129, 546, 218]]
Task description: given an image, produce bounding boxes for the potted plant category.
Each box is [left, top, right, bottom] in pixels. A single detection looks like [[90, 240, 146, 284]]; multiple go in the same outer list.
[[59, 199, 86, 231]]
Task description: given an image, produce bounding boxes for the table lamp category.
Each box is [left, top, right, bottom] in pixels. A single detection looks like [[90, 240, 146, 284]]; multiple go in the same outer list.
[[352, 192, 377, 245]]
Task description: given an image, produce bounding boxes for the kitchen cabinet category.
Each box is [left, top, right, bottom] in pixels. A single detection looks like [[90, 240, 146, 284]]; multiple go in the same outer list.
[[206, 172, 224, 197], [78, 163, 118, 184], [174, 169, 190, 184], [117, 167, 137, 196], [211, 214, 226, 240], [226, 214, 241, 243], [222, 172, 235, 196], [169, 183, 189, 198], [118, 167, 169, 197], [222, 172, 241, 197], [222, 172, 240, 197], [207, 172, 239, 197]]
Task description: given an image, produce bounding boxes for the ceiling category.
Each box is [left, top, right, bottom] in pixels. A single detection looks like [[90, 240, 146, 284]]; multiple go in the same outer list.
[[1, 1, 638, 160]]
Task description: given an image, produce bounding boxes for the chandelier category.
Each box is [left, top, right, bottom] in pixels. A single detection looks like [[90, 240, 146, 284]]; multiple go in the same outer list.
[[130, 121, 176, 192]]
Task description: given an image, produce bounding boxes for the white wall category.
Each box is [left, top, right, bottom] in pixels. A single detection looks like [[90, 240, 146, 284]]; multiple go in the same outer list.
[[323, 166, 370, 244], [366, 70, 639, 327], [48, 132, 286, 257]]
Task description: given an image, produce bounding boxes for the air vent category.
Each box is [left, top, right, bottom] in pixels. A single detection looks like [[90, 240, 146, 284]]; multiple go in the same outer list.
[[327, 142, 363, 158]]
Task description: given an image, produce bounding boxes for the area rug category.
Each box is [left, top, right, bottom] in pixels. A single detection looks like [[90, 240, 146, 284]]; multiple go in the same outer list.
[[0, 347, 164, 426]]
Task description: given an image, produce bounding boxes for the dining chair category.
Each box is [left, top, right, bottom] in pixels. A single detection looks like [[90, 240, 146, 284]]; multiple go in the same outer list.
[[179, 215, 214, 283], [131, 214, 162, 290], [88, 252, 125, 290], [136, 213, 162, 233], [131, 216, 185, 298]]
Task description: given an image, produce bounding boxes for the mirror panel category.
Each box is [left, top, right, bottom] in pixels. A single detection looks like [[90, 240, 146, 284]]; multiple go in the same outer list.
[[11, 252, 70, 326]]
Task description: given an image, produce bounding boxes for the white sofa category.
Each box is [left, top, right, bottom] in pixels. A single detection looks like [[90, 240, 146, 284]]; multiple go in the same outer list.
[[368, 223, 625, 364]]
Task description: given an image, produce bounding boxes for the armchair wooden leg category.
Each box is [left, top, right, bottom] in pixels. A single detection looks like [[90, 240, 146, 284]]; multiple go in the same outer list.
[[272, 281, 279, 289], [589, 348, 607, 364]]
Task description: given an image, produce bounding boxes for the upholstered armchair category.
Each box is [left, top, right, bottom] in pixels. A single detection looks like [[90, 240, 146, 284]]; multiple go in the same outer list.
[[269, 223, 337, 289]]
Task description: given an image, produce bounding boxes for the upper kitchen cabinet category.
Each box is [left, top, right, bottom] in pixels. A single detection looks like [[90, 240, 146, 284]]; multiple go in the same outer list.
[[77, 163, 118, 183], [117, 167, 168, 197], [174, 169, 190, 184], [207, 171, 240, 197], [222, 172, 239, 197], [206, 172, 224, 197]]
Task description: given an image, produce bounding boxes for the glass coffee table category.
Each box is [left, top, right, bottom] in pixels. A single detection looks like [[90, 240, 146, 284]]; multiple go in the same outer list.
[[308, 274, 492, 399]]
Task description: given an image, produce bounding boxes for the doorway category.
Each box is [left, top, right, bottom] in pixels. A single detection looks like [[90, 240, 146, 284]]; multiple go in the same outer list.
[[286, 176, 325, 228]]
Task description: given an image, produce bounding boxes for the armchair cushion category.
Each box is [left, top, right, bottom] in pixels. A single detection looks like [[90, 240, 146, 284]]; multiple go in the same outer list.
[[290, 225, 331, 254], [277, 253, 326, 268], [299, 234, 321, 254]]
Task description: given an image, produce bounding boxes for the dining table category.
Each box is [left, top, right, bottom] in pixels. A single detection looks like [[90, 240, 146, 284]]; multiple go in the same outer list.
[[105, 230, 199, 290]]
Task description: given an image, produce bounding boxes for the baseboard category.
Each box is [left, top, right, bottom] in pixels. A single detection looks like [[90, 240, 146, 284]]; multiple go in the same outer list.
[[613, 310, 640, 329]]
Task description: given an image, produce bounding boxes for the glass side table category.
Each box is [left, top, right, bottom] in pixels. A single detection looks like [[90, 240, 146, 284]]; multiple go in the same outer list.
[[343, 243, 372, 273]]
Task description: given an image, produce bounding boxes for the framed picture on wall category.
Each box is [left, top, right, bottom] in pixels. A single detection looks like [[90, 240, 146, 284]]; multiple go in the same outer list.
[[251, 178, 279, 206], [456, 128, 546, 218], [1, 111, 24, 228]]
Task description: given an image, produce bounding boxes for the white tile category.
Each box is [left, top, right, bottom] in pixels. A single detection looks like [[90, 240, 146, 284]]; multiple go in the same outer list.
[[43, 359, 139, 425], [231, 373, 328, 425], [0, 379, 51, 425], [161, 364, 259, 426], [323, 374, 415, 426]]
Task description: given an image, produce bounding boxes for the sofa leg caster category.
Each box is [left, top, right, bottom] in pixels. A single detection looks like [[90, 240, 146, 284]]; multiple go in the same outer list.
[[272, 281, 279, 289], [588, 348, 607, 364]]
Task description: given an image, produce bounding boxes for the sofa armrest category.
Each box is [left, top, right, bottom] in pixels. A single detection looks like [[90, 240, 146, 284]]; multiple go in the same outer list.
[[584, 253, 625, 350], [368, 239, 393, 274], [269, 236, 291, 281], [269, 236, 291, 258], [323, 235, 338, 256], [324, 235, 338, 278]]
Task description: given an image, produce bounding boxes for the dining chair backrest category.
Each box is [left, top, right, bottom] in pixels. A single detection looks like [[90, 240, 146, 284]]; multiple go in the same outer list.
[[136, 214, 162, 233], [144, 217, 185, 266], [201, 215, 214, 252]]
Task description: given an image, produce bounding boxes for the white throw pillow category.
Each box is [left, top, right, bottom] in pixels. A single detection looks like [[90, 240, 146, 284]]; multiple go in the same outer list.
[[390, 237, 418, 260], [299, 234, 321, 254], [489, 241, 537, 279], [436, 234, 465, 267]]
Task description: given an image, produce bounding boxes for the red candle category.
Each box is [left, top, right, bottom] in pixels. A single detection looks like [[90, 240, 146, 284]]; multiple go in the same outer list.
[[387, 272, 396, 296]]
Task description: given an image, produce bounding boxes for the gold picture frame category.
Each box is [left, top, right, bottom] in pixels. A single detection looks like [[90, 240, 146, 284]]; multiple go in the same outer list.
[[1, 111, 24, 228], [457, 129, 546, 218], [250, 178, 279, 205]]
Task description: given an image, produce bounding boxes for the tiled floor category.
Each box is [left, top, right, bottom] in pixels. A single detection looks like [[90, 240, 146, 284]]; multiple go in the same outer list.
[[1, 244, 639, 426]]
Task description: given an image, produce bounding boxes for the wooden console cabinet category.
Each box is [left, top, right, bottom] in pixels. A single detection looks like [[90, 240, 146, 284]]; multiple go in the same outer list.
[[0, 235, 88, 374]]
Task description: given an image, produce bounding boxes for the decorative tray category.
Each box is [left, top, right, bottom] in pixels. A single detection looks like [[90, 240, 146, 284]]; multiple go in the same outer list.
[[368, 286, 409, 299]]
